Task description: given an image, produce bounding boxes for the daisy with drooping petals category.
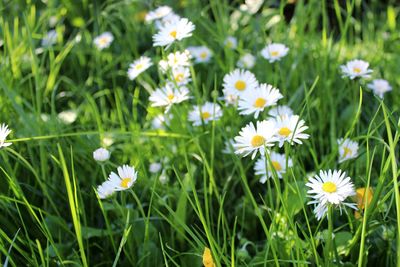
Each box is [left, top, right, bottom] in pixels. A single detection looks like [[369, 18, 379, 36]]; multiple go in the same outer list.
[[127, 56, 152, 80], [233, 120, 277, 159], [223, 69, 258, 98], [337, 138, 359, 163], [187, 46, 212, 63], [0, 123, 12, 148], [274, 115, 309, 147], [340, 59, 373, 79], [261, 43, 289, 63], [153, 18, 195, 47], [145, 6, 172, 22], [237, 53, 256, 69], [97, 181, 115, 199], [107, 165, 138, 191], [238, 83, 283, 118], [367, 79, 392, 98], [224, 36, 238, 49], [268, 105, 293, 119], [170, 66, 191, 86], [254, 152, 293, 183], [188, 102, 223, 126], [306, 169, 356, 220], [149, 84, 190, 112], [93, 32, 114, 50]]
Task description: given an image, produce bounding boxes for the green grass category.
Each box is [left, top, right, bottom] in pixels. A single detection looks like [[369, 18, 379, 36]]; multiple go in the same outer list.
[[1, 0, 400, 266]]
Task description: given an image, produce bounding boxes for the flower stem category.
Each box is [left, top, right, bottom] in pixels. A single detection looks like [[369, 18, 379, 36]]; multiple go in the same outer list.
[[326, 205, 334, 266]]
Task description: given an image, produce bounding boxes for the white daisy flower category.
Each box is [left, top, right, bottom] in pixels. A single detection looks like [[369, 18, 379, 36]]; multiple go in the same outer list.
[[306, 169, 356, 220], [153, 18, 195, 48], [167, 50, 192, 68], [93, 148, 111, 162], [170, 66, 191, 86], [268, 105, 293, 119], [367, 79, 392, 98], [58, 110, 78, 124], [41, 30, 58, 47], [154, 12, 181, 30], [340, 59, 373, 79], [127, 56, 152, 80], [233, 120, 278, 159], [188, 102, 223, 126], [149, 162, 162, 173], [107, 165, 138, 191], [254, 152, 293, 183], [0, 123, 12, 148], [237, 53, 256, 69], [337, 138, 359, 163], [93, 32, 114, 50], [97, 181, 115, 199], [224, 36, 238, 49], [222, 69, 259, 98], [221, 91, 239, 106], [274, 115, 309, 147], [261, 43, 289, 63], [149, 84, 190, 113], [145, 6, 173, 22], [151, 113, 173, 130], [238, 83, 283, 118], [187, 46, 212, 63]]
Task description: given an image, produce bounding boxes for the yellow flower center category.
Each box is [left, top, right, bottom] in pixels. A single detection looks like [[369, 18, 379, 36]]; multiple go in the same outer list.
[[120, 178, 131, 188], [135, 63, 143, 70], [170, 30, 177, 38], [271, 161, 282, 171], [201, 112, 211, 120], [353, 67, 361, 73], [343, 147, 352, 157], [322, 181, 337, 193], [278, 127, 291, 137], [234, 80, 246, 91], [254, 97, 266, 108], [200, 52, 207, 59], [175, 73, 184, 82], [226, 41, 232, 48], [270, 51, 279, 57], [167, 94, 175, 101], [251, 135, 265, 147]]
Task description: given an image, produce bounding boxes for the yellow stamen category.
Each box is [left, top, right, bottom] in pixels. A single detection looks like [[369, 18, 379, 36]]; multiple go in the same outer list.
[[271, 161, 282, 171], [322, 182, 337, 193], [170, 30, 177, 38], [135, 63, 143, 70], [251, 135, 265, 147], [343, 147, 352, 157], [234, 80, 246, 91], [200, 52, 207, 59], [175, 73, 184, 82], [167, 94, 175, 101], [201, 112, 211, 120], [254, 97, 267, 108], [278, 127, 291, 137], [353, 67, 361, 73], [270, 51, 279, 57], [120, 178, 131, 188]]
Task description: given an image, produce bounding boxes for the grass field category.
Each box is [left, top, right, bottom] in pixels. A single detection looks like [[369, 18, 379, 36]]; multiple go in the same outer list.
[[1, 0, 400, 266]]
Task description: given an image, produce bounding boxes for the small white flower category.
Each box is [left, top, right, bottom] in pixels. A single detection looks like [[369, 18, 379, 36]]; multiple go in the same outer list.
[[42, 30, 58, 47], [145, 6, 173, 22], [188, 102, 223, 126], [221, 92, 239, 106], [93, 32, 114, 50], [340, 59, 372, 79], [151, 113, 173, 130], [149, 84, 190, 112], [237, 53, 256, 69], [167, 50, 192, 68], [367, 79, 392, 98], [159, 170, 169, 184], [58, 110, 78, 124], [222, 139, 235, 154], [224, 36, 238, 49], [274, 115, 309, 147], [261, 43, 289, 63], [233, 120, 278, 159], [153, 18, 195, 48], [93, 148, 111, 162], [238, 83, 283, 118], [97, 181, 115, 199], [0, 123, 12, 148], [154, 12, 181, 30], [306, 169, 356, 220], [187, 46, 212, 63], [223, 69, 259, 98], [337, 138, 359, 163], [268, 105, 293, 119], [254, 152, 293, 183], [127, 56, 152, 80], [102, 134, 114, 147], [107, 165, 138, 191], [149, 162, 162, 173], [170, 66, 191, 86]]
